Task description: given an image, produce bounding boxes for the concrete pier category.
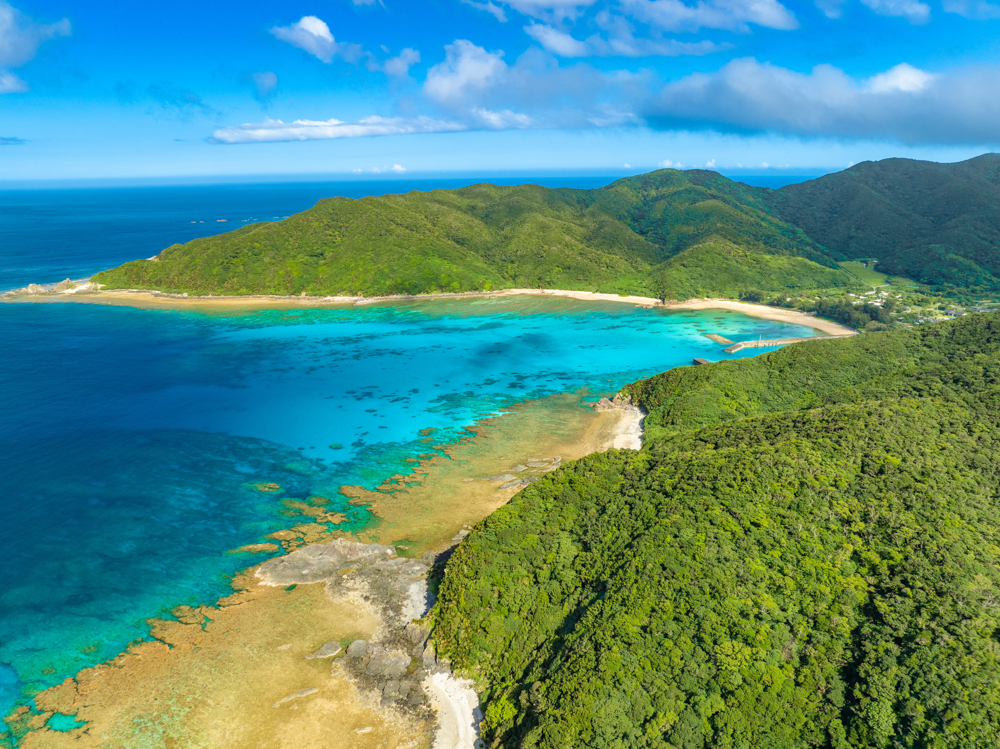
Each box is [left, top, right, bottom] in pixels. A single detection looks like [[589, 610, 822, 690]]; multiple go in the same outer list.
[[723, 335, 852, 353]]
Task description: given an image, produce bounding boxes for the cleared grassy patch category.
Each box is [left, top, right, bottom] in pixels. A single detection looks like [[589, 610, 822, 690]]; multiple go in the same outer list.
[[839, 260, 888, 286]]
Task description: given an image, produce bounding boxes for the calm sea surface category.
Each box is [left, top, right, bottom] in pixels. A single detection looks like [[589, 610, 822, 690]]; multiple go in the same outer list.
[[0, 179, 818, 721]]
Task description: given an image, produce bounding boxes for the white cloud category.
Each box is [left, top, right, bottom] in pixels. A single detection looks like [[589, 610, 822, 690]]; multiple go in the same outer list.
[[526, 16, 727, 58], [0, 1, 70, 93], [270, 16, 362, 64], [814, 0, 847, 17], [866, 62, 935, 93], [505, 0, 600, 21], [619, 0, 798, 33], [424, 40, 508, 105], [761, 161, 769, 168], [624, 162, 631, 167], [524, 24, 590, 56], [646, 57, 1000, 145], [860, 0, 930, 22], [382, 48, 421, 78], [0, 68, 26, 92], [423, 41, 645, 129], [461, 0, 509, 21], [658, 158, 682, 167], [942, 0, 1000, 17], [210, 115, 468, 144], [213, 38, 649, 145], [250, 71, 278, 100], [705, 158, 716, 167]]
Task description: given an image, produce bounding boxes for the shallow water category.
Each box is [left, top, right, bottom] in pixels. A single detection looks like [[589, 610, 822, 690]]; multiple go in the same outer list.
[[0, 297, 810, 732], [0, 293, 817, 720]]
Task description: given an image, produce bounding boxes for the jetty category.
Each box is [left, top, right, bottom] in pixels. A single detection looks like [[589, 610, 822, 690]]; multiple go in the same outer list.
[[704, 334, 734, 345], [723, 334, 852, 353]]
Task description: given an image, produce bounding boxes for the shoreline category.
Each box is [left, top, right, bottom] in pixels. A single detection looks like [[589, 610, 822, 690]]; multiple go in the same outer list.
[[3, 284, 856, 336], [9, 390, 643, 749]]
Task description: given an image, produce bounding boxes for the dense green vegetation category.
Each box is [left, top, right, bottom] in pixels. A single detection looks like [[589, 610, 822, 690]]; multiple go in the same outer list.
[[765, 154, 1000, 291], [92, 155, 1000, 301], [433, 314, 1000, 748], [91, 174, 856, 300]]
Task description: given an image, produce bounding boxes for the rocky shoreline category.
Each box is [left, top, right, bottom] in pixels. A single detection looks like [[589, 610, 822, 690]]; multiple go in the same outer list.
[[256, 536, 484, 749]]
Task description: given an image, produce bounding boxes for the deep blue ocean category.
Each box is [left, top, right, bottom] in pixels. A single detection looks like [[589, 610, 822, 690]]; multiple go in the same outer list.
[[0, 177, 818, 723]]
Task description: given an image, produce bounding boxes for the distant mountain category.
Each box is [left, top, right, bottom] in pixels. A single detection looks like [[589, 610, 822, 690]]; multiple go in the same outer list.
[[91, 172, 854, 300], [765, 154, 1000, 290]]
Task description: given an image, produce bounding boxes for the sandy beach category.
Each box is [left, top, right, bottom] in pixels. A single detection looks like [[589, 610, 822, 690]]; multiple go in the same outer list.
[[5, 283, 856, 336]]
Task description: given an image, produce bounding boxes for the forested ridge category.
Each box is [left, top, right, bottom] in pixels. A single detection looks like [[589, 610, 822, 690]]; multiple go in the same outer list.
[[90, 172, 855, 300], [432, 313, 1000, 749], [90, 154, 1000, 299], [765, 154, 1000, 291]]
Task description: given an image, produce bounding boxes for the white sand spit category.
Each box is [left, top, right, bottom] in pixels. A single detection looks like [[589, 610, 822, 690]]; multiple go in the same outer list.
[[423, 672, 483, 749]]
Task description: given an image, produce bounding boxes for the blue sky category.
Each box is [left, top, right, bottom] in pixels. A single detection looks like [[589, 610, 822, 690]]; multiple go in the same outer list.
[[1, 0, 999, 180]]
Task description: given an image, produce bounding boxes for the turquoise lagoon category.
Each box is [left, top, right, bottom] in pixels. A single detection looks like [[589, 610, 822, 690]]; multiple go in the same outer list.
[[0, 294, 820, 721]]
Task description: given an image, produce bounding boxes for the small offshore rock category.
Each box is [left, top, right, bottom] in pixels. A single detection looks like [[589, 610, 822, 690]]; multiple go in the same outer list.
[[499, 479, 525, 490], [487, 473, 516, 482], [272, 687, 318, 708], [305, 641, 342, 660], [346, 639, 368, 658], [450, 529, 470, 543], [508, 464, 528, 472]]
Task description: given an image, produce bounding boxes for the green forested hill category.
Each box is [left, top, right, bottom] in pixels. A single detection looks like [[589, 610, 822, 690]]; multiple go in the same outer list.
[[433, 314, 1000, 749], [764, 154, 1000, 290], [91, 174, 854, 299]]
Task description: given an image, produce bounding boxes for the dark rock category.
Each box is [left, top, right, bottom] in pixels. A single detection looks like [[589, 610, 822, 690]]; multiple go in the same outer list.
[[405, 622, 428, 645], [346, 639, 368, 658], [365, 647, 411, 678], [305, 641, 342, 659], [383, 680, 401, 697]]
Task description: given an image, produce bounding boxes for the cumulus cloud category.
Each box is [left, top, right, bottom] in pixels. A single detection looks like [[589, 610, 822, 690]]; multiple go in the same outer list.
[[270, 16, 363, 64], [462, 0, 509, 21], [646, 58, 1000, 145], [658, 158, 683, 167], [860, 0, 930, 22], [525, 17, 726, 57], [210, 115, 468, 144], [866, 62, 935, 93], [382, 48, 421, 78], [422, 40, 644, 128], [942, 0, 1000, 17], [619, 0, 798, 33], [211, 40, 647, 144], [0, 1, 70, 93], [424, 40, 509, 106]]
